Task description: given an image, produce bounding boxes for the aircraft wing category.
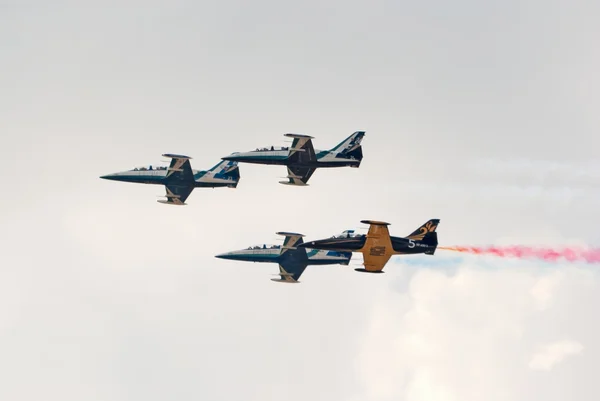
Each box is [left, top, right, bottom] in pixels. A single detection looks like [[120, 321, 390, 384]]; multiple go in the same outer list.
[[157, 184, 194, 205], [272, 232, 308, 283], [271, 262, 308, 283], [360, 220, 394, 272], [280, 166, 316, 186], [163, 153, 194, 182], [277, 231, 306, 253], [284, 133, 317, 164]]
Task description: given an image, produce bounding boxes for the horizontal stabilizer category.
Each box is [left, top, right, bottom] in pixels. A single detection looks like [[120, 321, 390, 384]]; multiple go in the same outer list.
[[168, 167, 183, 172]]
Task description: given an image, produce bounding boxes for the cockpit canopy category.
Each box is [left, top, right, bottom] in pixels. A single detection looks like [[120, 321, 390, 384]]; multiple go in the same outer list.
[[246, 244, 281, 250], [330, 230, 361, 239], [131, 165, 168, 171], [254, 146, 289, 152]]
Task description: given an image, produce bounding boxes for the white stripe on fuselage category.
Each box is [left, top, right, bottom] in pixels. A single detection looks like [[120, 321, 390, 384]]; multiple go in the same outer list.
[[316, 152, 360, 163], [114, 170, 168, 178], [195, 171, 237, 184], [225, 248, 348, 261], [308, 251, 349, 261], [112, 169, 235, 184], [234, 149, 358, 164]]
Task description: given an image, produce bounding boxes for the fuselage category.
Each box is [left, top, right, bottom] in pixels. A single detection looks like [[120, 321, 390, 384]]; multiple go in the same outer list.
[[300, 235, 436, 255], [215, 245, 352, 265], [222, 148, 361, 168], [100, 167, 237, 188]]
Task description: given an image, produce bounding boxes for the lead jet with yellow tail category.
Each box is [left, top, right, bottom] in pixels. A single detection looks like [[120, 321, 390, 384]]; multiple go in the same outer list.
[[298, 219, 440, 273]]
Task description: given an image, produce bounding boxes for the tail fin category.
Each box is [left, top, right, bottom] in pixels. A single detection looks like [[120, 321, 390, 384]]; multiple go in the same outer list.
[[406, 219, 440, 241], [209, 160, 240, 187], [422, 232, 438, 255], [329, 131, 365, 161]]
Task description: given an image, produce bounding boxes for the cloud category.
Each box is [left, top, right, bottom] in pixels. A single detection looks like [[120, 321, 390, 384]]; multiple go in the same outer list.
[[528, 340, 584, 371], [529, 271, 564, 310], [354, 261, 599, 401]]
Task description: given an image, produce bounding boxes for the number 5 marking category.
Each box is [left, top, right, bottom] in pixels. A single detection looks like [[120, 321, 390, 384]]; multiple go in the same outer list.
[[408, 239, 415, 248]]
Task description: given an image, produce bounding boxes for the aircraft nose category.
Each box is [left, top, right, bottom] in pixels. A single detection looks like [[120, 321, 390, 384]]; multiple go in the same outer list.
[[100, 173, 118, 180], [221, 152, 243, 161], [215, 252, 233, 260]]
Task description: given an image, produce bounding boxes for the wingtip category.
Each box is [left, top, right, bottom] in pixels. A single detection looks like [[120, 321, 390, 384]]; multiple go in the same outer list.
[[276, 232, 306, 237], [360, 220, 391, 226], [157, 200, 187, 205], [278, 180, 309, 186], [284, 133, 314, 139], [162, 153, 192, 159]]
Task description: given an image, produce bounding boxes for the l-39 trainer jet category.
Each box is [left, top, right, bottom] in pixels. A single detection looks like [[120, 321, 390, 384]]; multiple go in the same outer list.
[[221, 131, 365, 186], [299, 219, 440, 273], [100, 154, 240, 205], [214, 231, 357, 283]]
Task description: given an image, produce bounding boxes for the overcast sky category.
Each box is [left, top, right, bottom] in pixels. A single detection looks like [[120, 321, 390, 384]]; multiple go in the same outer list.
[[2, 1, 599, 400]]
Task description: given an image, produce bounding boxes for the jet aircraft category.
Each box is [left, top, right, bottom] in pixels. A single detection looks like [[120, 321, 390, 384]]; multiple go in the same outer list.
[[100, 154, 240, 205], [299, 219, 440, 273], [214, 231, 358, 283], [221, 131, 365, 185]]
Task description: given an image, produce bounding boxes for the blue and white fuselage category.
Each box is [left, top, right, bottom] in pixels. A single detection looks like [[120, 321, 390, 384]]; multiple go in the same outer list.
[[101, 165, 238, 187], [100, 154, 240, 205], [215, 231, 357, 283], [215, 245, 351, 265], [221, 131, 365, 185], [221, 148, 360, 168]]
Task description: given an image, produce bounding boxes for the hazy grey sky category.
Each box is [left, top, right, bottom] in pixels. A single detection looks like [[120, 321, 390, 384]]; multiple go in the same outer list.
[[2, 1, 599, 400]]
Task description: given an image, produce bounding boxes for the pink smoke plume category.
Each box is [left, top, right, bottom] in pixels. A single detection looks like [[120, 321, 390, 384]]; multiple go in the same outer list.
[[439, 246, 600, 263]]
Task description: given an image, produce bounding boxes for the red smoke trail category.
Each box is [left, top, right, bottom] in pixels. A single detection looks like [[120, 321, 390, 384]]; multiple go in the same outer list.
[[439, 246, 600, 263]]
